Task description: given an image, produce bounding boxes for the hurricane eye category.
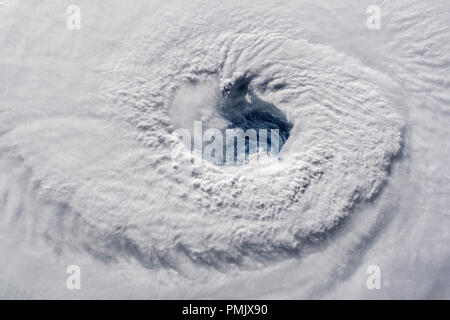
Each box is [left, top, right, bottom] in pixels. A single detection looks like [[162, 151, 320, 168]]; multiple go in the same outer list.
[[217, 76, 293, 159]]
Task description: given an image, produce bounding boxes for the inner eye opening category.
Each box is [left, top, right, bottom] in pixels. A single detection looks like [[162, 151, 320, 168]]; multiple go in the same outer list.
[[215, 76, 293, 163]]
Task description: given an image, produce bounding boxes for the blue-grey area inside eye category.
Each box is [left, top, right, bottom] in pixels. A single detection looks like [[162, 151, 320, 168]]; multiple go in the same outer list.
[[218, 76, 292, 162]]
